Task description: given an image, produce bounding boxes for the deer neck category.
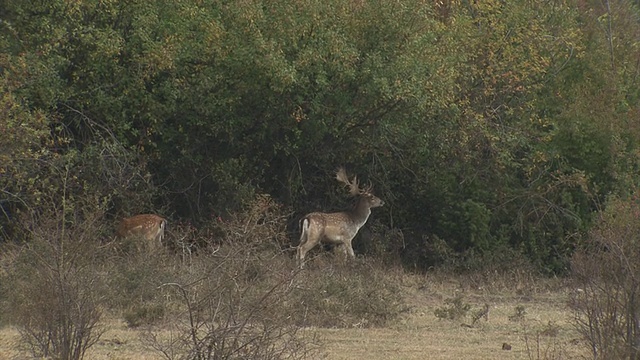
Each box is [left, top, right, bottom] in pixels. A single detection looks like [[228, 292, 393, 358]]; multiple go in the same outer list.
[[348, 197, 372, 226]]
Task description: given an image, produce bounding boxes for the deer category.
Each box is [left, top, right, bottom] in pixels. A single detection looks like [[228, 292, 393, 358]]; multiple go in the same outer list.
[[297, 167, 384, 268], [116, 214, 167, 249]]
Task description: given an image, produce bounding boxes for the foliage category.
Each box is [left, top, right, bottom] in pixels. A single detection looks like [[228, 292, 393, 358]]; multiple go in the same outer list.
[[216, 193, 293, 250], [199, 194, 405, 329], [145, 264, 315, 360], [509, 305, 527, 322], [2, 0, 640, 273], [1, 205, 107, 360], [571, 194, 640, 359], [137, 238, 318, 359], [522, 321, 567, 360], [434, 294, 471, 321], [290, 260, 405, 328]]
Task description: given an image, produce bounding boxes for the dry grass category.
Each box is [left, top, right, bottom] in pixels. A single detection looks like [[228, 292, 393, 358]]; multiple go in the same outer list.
[[319, 299, 582, 359], [0, 271, 587, 360], [317, 272, 586, 360]]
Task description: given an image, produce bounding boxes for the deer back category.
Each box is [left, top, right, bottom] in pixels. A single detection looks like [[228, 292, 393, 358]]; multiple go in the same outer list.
[[117, 214, 167, 243]]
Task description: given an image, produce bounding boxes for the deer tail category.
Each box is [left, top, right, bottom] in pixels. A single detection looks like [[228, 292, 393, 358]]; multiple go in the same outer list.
[[299, 217, 310, 246]]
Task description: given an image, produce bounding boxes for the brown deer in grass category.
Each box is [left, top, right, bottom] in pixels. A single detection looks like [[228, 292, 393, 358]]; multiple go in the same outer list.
[[116, 214, 167, 248], [297, 167, 384, 268]]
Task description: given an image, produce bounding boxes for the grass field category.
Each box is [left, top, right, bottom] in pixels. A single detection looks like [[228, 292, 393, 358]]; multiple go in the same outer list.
[[318, 274, 586, 360], [0, 271, 588, 360]]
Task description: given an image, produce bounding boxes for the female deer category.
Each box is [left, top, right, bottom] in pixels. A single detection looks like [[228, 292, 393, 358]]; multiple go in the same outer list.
[[116, 214, 167, 248]]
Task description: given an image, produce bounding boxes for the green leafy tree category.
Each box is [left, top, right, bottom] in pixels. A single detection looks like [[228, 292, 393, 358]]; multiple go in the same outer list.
[[3, 0, 640, 273]]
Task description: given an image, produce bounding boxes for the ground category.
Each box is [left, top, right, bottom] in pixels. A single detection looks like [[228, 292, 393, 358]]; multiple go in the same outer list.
[[0, 274, 587, 360]]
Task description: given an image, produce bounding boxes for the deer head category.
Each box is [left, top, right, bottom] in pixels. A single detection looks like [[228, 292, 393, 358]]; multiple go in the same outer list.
[[335, 166, 384, 209]]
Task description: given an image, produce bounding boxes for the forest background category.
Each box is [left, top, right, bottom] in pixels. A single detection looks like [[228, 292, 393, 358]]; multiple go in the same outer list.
[[2, 0, 640, 275]]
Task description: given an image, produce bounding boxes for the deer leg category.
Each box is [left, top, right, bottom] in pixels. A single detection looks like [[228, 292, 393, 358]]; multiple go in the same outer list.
[[297, 241, 319, 268], [296, 245, 304, 269], [347, 245, 355, 259], [338, 243, 349, 260], [297, 246, 306, 268], [342, 238, 356, 259], [297, 235, 319, 269]]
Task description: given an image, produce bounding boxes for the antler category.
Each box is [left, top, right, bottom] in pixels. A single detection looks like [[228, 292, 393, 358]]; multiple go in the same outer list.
[[335, 167, 361, 196], [364, 181, 374, 193]]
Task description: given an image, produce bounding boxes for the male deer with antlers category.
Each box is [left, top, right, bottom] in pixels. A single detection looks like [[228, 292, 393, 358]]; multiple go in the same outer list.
[[297, 167, 384, 268], [116, 214, 167, 249]]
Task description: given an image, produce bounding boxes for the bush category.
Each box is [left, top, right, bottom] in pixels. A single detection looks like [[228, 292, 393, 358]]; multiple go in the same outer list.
[[141, 243, 316, 360], [2, 206, 107, 360], [289, 260, 405, 328], [105, 245, 177, 314], [217, 193, 294, 251], [138, 195, 317, 359], [434, 294, 471, 321], [571, 194, 640, 359]]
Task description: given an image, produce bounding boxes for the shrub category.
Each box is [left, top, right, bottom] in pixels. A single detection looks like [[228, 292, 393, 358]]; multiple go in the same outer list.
[[289, 260, 405, 328], [434, 294, 471, 321], [105, 246, 177, 314], [143, 243, 317, 360], [508, 305, 527, 322], [123, 302, 166, 328], [140, 195, 317, 359], [2, 207, 107, 360], [216, 193, 294, 251], [571, 194, 640, 359]]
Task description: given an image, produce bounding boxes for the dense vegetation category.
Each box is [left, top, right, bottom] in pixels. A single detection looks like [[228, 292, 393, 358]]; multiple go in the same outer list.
[[2, 0, 640, 274]]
